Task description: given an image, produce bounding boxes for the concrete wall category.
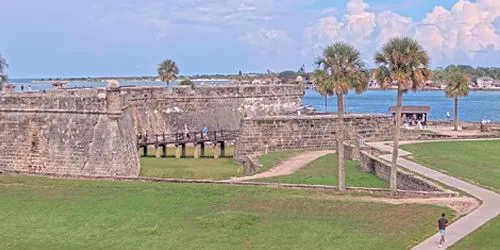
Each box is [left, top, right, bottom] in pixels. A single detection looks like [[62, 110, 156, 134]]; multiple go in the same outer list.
[[235, 114, 394, 159], [359, 151, 442, 191], [126, 84, 304, 134], [0, 88, 140, 177]]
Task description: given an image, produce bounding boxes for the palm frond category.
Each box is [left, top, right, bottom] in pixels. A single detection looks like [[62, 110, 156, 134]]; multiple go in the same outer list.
[[314, 42, 367, 96], [157, 59, 179, 83], [373, 37, 431, 91]]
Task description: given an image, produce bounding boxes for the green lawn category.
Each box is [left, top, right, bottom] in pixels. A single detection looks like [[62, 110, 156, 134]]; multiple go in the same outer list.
[[0, 175, 453, 250], [400, 140, 500, 249], [140, 146, 241, 180], [401, 140, 500, 193], [257, 150, 302, 172], [258, 154, 389, 188], [140, 148, 300, 180], [451, 216, 500, 250]]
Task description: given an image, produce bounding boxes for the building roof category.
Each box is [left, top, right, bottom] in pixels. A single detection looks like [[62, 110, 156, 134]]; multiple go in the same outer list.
[[388, 106, 431, 114], [477, 76, 494, 81]]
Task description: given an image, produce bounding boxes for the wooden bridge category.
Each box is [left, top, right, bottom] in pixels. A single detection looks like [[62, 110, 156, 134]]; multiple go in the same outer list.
[[137, 130, 239, 159]]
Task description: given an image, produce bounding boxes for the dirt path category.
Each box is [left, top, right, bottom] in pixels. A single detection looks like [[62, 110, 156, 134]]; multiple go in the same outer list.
[[305, 194, 479, 216], [227, 150, 334, 182]]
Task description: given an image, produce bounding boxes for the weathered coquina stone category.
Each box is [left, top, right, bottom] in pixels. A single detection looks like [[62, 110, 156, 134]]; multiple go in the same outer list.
[[234, 114, 394, 160], [0, 88, 140, 177]]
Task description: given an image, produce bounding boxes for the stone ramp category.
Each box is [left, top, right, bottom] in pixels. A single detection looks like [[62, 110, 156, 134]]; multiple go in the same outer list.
[[227, 150, 334, 182], [368, 141, 500, 249]]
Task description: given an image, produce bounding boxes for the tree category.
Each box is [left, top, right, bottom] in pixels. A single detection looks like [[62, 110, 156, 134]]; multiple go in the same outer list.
[[279, 70, 299, 81], [0, 54, 8, 90], [157, 59, 179, 88], [314, 42, 368, 192], [373, 37, 431, 195], [444, 71, 470, 131], [179, 79, 195, 89], [312, 69, 334, 111]]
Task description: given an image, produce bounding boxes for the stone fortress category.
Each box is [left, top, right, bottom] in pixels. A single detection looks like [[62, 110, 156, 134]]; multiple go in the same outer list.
[[0, 82, 397, 177]]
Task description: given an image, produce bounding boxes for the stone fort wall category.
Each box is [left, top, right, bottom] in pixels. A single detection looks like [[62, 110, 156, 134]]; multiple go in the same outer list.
[[0, 88, 140, 177], [0, 84, 304, 177], [124, 84, 304, 135], [235, 114, 394, 159]]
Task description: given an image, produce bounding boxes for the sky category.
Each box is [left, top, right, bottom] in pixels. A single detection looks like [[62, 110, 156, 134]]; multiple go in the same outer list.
[[1, 0, 500, 78]]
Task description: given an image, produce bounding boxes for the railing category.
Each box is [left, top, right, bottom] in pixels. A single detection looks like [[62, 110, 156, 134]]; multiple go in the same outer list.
[[137, 130, 239, 146]]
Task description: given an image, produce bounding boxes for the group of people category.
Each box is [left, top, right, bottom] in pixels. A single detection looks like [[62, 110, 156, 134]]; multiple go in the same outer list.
[[403, 113, 426, 129], [183, 124, 209, 140], [19, 85, 33, 92]]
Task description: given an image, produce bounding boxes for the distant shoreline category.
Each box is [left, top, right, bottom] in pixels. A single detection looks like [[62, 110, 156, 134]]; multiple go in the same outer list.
[[8, 80, 500, 92]]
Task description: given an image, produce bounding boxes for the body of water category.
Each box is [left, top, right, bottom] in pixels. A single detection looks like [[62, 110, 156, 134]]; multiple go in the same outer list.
[[6, 79, 500, 122], [304, 89, 500, 122]]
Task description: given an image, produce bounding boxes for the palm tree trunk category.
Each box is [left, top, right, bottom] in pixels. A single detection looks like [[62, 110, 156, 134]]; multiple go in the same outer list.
[[337, 94, 346, 192], [454, 97, 459, 131], [344, 95, 348, 113], [390, 89, 404, 195], [324, 96, 328, 112]]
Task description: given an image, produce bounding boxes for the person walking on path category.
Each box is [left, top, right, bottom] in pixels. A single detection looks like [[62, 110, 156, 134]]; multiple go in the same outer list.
[[438, 213, 449, 248]]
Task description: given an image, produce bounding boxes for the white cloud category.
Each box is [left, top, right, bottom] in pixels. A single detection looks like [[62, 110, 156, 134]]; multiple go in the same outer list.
[[87, 0, 500, 67], [240, 29, 292, 54], [305, 0, 500, 66]]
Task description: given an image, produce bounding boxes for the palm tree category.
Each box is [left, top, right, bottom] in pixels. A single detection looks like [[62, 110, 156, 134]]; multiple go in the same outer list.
[[157, 59, 179, 88], [444, 71, 470, 131], [315, 42, 368, 192], [373, 37, 431, 195], [0, 54, 8, 90], [312, 69, 334, 111]]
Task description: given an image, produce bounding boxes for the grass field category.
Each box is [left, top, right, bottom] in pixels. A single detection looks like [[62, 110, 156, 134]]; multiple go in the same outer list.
[[0, 175, 453, 250], [257, 150, 302, 172], [401, 140, 500, 249], [451, 216, 500, 250], [401, 140, 500, 193], [140, 146, 241, 180], [140, 147, 300, 180], [258, 154, 389, 188]]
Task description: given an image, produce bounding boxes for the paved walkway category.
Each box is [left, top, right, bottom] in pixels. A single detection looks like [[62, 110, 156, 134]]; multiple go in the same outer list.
[[368, 141, 500, 249], [227, 150, 334, 182]]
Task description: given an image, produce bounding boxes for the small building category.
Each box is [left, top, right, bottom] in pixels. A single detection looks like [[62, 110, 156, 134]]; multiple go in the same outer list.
[[368, 80, 380, 88], [389, 106, 430, 125], [476, 77, 494, 88], [493, 80, 500, 88]]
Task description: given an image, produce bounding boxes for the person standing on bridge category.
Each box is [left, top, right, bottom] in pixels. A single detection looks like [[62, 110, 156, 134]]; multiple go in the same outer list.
[[437, 213, 448, 248], [183, 124, 190, 140], [202, 125, 209, 139]]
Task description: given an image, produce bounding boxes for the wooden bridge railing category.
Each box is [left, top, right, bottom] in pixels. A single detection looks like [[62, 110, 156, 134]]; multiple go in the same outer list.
[[137, 129, 239, 147]]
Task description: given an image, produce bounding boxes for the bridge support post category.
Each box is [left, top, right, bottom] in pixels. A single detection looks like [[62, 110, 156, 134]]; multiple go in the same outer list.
[[200, 143, 205, 157], [220, 141, 226, 157], [194, 144, 201, 159], [155, 146, 162, 158], [175, 145, 182, 159], [176, 144, 186, 159], [214, 143, 221, 159], [142, 146, 148, 157], [162, 145, 167, 158]]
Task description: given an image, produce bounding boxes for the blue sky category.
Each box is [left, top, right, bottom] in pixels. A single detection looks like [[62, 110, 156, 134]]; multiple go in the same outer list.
[[1, 0, 500, 78]]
